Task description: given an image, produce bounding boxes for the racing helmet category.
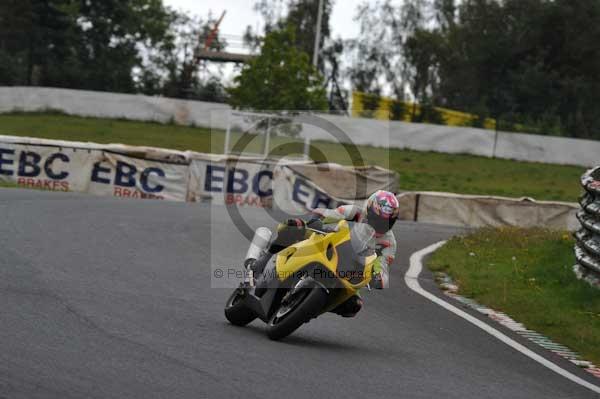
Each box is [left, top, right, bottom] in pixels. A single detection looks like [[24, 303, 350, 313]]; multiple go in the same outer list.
[[365, 190, 400, 234]]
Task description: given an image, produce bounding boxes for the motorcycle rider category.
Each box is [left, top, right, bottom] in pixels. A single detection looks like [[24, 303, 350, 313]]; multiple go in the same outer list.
[[246, 190, 399, 318]]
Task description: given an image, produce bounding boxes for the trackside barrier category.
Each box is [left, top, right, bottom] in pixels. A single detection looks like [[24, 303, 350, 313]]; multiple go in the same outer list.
[[574, 167, 600, 286], [396, 191, 579, 231], [0, 134, 580, 231], [0, 134, 397, 211]]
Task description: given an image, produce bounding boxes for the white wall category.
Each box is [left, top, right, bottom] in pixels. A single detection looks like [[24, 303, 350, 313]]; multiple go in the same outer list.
[[1, 86, 598, 167]]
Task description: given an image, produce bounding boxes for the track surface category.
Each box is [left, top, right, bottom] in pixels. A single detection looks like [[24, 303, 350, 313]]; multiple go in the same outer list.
[[0, 189, 598, 398]]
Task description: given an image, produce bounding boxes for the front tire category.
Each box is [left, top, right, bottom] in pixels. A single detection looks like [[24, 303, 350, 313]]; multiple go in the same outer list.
[[266, 279, 328, 340], [224, 289, 257, 326]]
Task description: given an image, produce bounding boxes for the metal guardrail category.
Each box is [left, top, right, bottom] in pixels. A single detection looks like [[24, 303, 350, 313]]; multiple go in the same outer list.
[[574, 166, 600, 284]]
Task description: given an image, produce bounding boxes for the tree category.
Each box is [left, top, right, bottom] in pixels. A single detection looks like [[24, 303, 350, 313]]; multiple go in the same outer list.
[[349, 1, 394, 97], [403, 28, 444, 119], [139, 11, 228, 99], [244, 0, 332, 70], [72, 0, 173, 92], [0, 0, 174, 93], [285, 0, 332, 71], [228, 26, 328, 111], [0, 0, 77, 86], [384, 0, 600, 137], [350, 1, 436, 99], [244, 1, 346, 110]]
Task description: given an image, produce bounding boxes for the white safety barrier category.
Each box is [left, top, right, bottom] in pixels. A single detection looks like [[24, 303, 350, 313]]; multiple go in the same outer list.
[[397, 191, 579, 231], [0, 86, 230, 126], [2, 86, 600, 166]]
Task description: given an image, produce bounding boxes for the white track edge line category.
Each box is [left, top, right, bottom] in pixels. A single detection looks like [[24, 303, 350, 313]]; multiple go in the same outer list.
[[405, 240, 600, 395]]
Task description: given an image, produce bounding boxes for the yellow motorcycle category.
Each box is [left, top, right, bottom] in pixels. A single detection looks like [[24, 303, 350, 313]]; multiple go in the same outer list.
[[224, 220, 377, 340]]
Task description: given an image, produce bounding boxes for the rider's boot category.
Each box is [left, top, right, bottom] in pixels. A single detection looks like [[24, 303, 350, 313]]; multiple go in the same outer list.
[[331, 295, 363, 318]]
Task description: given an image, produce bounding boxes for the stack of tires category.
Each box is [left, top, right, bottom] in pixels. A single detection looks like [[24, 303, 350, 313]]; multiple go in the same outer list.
[[575, 166, 600, 287]]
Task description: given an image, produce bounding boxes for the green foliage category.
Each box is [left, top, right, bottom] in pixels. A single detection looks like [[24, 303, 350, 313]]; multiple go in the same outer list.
[[0, 0, 77, 86], [404, 28, 444, 106], [0, 1, 227, 100], [351, 1, 447, 119], [228, 27, 328, 111], [348, 2, 391, 96], [352, 0, 600, 139], [245, 0, 332, 70], [244, 1, 346, 111], [0, 0, 175, 91], [141, 12, 229, 100], [429, 227, 600, 365], [285, 0, 332, 69], [403, 0, 600, 138]]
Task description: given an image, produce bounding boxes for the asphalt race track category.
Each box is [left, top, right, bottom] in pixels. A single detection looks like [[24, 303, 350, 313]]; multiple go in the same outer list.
[[1, 189, 599, 399]]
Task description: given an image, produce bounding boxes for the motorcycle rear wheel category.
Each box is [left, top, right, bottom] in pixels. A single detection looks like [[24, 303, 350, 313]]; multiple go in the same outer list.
[[266, 279, 328, 340], [224, 289, 257, 326]]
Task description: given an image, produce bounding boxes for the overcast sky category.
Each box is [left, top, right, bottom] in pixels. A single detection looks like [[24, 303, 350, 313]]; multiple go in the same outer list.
[[163, 0, 367, 41]]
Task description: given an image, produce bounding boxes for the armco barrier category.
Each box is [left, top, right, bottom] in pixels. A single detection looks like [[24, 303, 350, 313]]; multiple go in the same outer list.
[[2, 86, 600, 167], [574, 167, 600, 286]]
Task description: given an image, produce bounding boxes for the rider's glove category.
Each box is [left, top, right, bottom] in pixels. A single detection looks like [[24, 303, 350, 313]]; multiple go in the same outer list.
[[371, 273, 384, 289], [306, 215, 323, 228], [285, 218, 306, 228], [277, 218, 306, 233]]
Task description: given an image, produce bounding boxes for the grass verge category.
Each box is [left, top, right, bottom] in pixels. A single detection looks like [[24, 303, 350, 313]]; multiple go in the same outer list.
[[428, 227, 600, 365], [0, 112, 585, 202]]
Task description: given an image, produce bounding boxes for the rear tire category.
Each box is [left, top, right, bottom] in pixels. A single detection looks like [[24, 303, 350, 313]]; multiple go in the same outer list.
[[266, 279, 328, 341], [224, 289, 257, 326]]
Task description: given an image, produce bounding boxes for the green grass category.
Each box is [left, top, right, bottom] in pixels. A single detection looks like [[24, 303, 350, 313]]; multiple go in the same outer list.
[[0, 112, 585, 202], [0, 111, 214, 150], [428, 228, 600, 365]]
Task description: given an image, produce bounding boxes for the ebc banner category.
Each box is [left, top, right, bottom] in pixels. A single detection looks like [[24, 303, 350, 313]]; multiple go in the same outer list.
[[0, 142, 100, 192], [188, 160, 273, 207], [272, 165, 345, 215], [88, 152, 189, 201]]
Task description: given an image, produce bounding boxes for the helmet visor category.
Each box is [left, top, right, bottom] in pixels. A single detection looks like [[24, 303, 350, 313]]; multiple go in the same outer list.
[[367, 208, 397, 234]]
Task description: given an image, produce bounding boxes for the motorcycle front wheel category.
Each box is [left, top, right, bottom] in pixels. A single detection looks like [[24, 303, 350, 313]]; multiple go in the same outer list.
[[266, 279, 328, 340]]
